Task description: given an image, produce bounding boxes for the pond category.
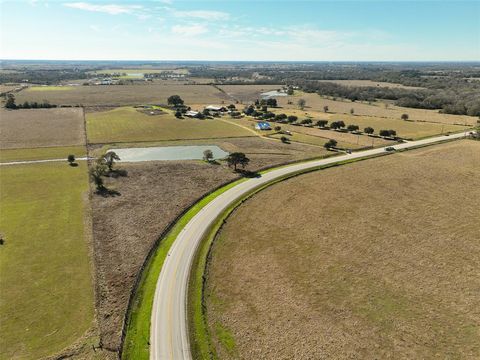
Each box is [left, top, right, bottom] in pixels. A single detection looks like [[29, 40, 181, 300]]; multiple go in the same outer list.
[[112, 145, 229, 162]]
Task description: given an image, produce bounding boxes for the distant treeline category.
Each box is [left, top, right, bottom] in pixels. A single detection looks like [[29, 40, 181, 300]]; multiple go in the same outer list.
[[293, 80, 480, 116], [190, 63, 480, 117], [0, 69, 89, 84]]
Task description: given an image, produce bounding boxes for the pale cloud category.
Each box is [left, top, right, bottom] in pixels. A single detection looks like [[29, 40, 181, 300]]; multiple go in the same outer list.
[[171, 9, 229, 21], [63, 2, 142, 15], [171, 24, 208, 36], [89, 24, 100, 32]]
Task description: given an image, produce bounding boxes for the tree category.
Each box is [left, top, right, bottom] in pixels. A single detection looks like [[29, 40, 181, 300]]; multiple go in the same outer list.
[[226, 152, 250, 171], [274, 113, 287, 121], [364, 126, 374, 134], [67, 154, 76, 166], [89, 163, 107, 190], [175, 110, 182, 118], [331, 120, 345, 130], [287, 115, 298, 123], [323, 105, 329, 113], [401, 113, 409, 121], [297, 98, 306, 110], [274, 126, 282, 131], [347, 124, 359, 132], [227, 104, 236, 110], [316, 120, 328, 128], [324, 139, 338, 150], [244, 105, 255, 116], [266, 98, 277, 107], [379, 129, 397, 137], [300, 119, 312, 125], [5, 94, 16, 109], [280, 136, 289, 143], [167, 95, 184, 107], [104, 151, 120, 171], [203, 149, 214, 162], [350, 108, 355, 115], [286, 87, 294, 95]]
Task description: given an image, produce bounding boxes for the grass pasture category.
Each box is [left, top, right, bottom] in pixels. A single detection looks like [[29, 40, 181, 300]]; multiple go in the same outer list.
[[0, 145, 86, 163], [204, 140, 480, 359], [16, 83, 227, 106], [86, 107, 253, 144], [0, 108, 85, 149], [28, 85, 74, 91], [270, 107, 469, 140], [276, 91, 478, 126], [0, 162, 94, 359]]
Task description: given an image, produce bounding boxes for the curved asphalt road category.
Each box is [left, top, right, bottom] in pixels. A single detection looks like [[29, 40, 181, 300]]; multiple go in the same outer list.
[[150, 132, 471, 360]]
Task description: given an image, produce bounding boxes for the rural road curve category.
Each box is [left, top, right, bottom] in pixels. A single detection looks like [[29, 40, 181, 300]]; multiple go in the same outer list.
[[149, 131, 472, 360]]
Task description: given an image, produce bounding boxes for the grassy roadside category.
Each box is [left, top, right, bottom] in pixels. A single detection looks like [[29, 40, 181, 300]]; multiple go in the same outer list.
[[188, 153, 396, 359], [121, 178, 247, 360]]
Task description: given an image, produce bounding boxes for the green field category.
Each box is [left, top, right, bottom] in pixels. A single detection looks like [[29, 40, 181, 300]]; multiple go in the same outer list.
[[0, 162, 94, 359], [86, 107, 253, 144], [27, 86, 73, 91], [0, 145, 86, 163]]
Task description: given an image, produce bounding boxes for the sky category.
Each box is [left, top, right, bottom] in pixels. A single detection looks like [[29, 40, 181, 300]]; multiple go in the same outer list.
[[1, 0, 479, 61]]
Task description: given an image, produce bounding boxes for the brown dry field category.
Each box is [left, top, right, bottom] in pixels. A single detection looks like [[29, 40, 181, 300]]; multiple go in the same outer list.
[[218, 85, 284, 103], [90, 137, 326, 351], [15, 83, 229, 106], [0, 108, 85, 149], [317, 79, 424, 89], [205, 140, 480, 360], [277, 92, 477, 126]]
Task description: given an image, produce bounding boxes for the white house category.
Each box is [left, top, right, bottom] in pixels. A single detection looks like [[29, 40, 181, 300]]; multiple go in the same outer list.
[[205, 105, 227, 112], [185, 110, 200, 118]]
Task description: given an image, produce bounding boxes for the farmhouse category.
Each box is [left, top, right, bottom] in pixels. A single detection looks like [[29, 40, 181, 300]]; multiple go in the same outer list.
[[255, 121, 272, 130], [205, 105, 227, 112], [185, 110, 200, 118]]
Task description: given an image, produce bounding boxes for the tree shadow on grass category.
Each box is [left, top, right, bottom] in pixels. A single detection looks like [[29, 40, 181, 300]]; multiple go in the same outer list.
[[68, 162, 79, 167], [95, 187, 121, 197], [235, 169, 261, 178]]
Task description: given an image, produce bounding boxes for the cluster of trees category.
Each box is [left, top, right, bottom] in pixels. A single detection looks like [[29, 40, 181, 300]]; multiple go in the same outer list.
[[89, 151, 121, 191], [5, 94, 56, 109]]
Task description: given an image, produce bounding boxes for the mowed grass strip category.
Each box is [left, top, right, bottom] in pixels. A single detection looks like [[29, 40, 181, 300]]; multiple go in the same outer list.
[[0, 145, 86, 163], [86, 107, 253, 144], [0, 162, 94, 359]]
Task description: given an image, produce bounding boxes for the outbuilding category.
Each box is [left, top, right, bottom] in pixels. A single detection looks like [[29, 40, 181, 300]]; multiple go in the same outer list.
[[255, 121, 272, 130]]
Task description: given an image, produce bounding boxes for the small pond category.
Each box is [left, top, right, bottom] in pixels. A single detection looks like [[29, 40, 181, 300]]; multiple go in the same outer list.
[[112, 145, 229, 162]]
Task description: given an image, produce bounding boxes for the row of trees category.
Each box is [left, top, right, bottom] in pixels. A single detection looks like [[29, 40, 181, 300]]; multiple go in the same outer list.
[[5, 94, 56, 109]]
